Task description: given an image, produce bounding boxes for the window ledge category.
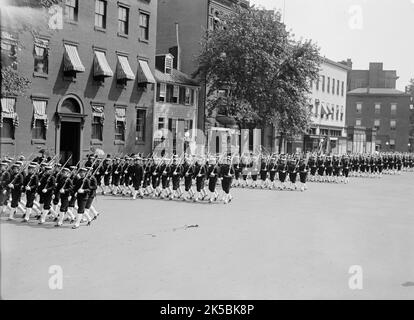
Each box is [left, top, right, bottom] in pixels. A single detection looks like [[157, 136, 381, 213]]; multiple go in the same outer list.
[[1, 138, 15, 145], [94, 26, 107, 33], [117, 32, 129, 39], [138, 38, 149, 44], [114, 140, 125, 145], [91, 139, 103, 145], [65, 19, 79, 25], [31, 139, 46, 145], [135, 140, 145, 145], [33, 72, 48, 79]]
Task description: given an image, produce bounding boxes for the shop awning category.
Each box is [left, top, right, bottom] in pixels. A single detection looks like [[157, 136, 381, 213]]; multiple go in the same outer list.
[[117, 55, 135, 81], [320, 103, 332, 116], [94, 51, 113, 78], [138, 60, 156, 84], [1, 97, 19, 127], [63, 44, 85, 73]]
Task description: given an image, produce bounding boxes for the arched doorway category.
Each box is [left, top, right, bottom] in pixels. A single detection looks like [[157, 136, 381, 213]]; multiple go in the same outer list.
[[55, 94, 86, 166]]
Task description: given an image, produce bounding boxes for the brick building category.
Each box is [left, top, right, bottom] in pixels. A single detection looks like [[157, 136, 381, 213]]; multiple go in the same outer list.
[[156, 0, 250, 153], [346, 61, 399, 91], [346, 88, 412, 153], [345, 61, 412, 153], [1, 0, 157, 165], [153, 53, 200, 155]]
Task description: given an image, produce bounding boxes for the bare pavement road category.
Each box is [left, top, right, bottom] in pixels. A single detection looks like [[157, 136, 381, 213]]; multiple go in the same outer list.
[[1, 172, 414, 300]]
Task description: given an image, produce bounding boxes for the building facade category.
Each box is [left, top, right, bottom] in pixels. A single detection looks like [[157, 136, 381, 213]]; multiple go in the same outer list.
[[346, 88, 411, 153], [346, 61, 399, 91], [156, 0, 250, 152], [1, 0, 157, 165], [345, 62, 412, 153], [300, 58, 349, 154], [153, 53, 200, 155]]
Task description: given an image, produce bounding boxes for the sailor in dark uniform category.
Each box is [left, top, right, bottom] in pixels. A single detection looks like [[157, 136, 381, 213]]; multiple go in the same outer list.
[[7, 163, 24, 220], [220, 156, 234, 204], [298, 157, 309, 191], [38, 165, 57, 224], [250, 156, 260, 188], [277, 156, 288, 190], [259, 156, 269, 189], [111, 157, 122, 195], [268, 156, 278, 189], [131, 156, 144, 199], [51, 163, 63, 217], [72, 167, 93, 229], [84, 166, 99, 220], [341, 155, 350, 184], [231, 155, 242, 188], [316, 156, 325, 182], [102, 156, 112, 195], [332, 155, 342, 183], [287, 157, 298, 190], [207, 156, 220, 202], [55, 167, 73, 226], [67, 165, 79, 219], [240, 155, 250, 188], [159, 158, 171, 199], [308, 155, 317, 182], [0, 161, 11, 215], [325, 155, 334, 182], [170, 156, 183, 200], [22, 162, 40, 222], [150, 157, 162, 198], [182, 156, 195, 201], [193, 157, 207, 202]]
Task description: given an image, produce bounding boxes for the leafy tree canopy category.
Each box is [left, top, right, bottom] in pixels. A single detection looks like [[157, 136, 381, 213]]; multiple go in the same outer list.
[[195, 6, 322, 136], [1, 0, 62, 96]]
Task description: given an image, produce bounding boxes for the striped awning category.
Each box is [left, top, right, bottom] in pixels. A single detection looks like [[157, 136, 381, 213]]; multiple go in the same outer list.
[[0, 97, 19, 127], [320, 103, 332, 116], [92, 105, 105, 124], [115, 107, 126, 123], [117, 55, 135, 81], [137, 60, 156, 84], [94, 51, 113, 78], [32, 99, 48, 129], [64, 44, 85, 73], [1, 98, 16, 118], [33, 100, 47, 120]]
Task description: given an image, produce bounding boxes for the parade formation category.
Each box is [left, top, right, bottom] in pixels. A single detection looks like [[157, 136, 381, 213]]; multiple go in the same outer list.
[[0, 149, 413, 229]]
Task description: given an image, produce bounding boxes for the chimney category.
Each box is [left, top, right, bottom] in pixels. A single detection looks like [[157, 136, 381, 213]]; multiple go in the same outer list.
[[173, 22, 181, 71], [346, 58, 352, 69]]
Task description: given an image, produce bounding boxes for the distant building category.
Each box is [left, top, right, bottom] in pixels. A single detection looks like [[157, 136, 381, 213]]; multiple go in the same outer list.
[[284, 58, 349, 154], [153, 53, 200, 155], [345, 61, 412, 153], [156, 0, 250, 154], [346, 61, 399, 92], [346, 88, 411, 153], [0, 0, 158, 164]]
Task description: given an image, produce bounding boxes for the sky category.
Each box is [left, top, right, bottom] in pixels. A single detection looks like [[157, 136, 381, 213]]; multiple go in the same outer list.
[[251, 0, 414, 91]]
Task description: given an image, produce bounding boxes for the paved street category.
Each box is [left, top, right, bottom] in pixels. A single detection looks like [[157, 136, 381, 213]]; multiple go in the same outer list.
[[1, 173, 414, 300]]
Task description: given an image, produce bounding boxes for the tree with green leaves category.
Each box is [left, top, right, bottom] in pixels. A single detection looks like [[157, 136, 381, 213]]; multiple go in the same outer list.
[[195, 5, 321, 140], [1, 0, 62, 97]]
